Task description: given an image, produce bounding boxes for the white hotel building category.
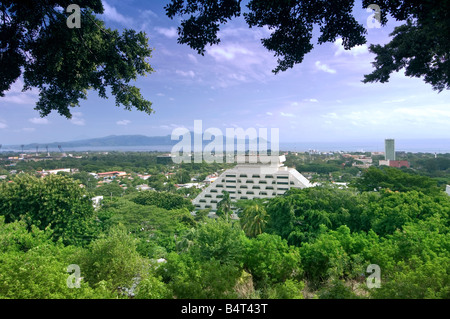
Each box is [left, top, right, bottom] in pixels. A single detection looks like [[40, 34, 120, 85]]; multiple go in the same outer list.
[[192, 155, 312, 211]]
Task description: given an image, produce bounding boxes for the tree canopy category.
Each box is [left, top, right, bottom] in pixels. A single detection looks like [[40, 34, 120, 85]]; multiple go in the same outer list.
[[0, 173, 98, 246], [1, 162, 449, 299], [0, 0, 154, 118], [165, 0, 449, 91]]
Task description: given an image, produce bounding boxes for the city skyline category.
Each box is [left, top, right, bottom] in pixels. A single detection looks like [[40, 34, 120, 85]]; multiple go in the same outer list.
[[1, 0, 449, 146]]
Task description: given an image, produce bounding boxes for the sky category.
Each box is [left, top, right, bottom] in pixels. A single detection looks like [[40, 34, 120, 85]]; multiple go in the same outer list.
[[1, 0, 449, 149]]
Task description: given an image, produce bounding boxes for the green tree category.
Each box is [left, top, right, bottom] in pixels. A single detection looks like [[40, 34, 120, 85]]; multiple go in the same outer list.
[[78, 224, 147, 293], [361, 190, 450, 237], [368, 215, 450, 299], [1, 0, 154, 118], [265, 187, 368, 244], [351, 166, 440, 195], [362, 0, 450, 92], [189, 219, 246, 267], [133, 271, 172, 299], [99, 197, 196, 257], [94, 181, 125, 198], [299, 225, 350, 288], [72, 171, 98, 191], [244, 233, 302, 289], [0, 174, 97, 246], [175, 169, 191, 184], [318, 279, 360, 299], [239, 202, 268, 238], [159, 252, 242, 299], [165, 0, 365, 74], [165, 0, 449, 90], [266, 279, 305, 299], [217, 190, 232, 222], [158, 220, 247, 299], [131, 190, 194, 211], [0, 217, 115, 299]]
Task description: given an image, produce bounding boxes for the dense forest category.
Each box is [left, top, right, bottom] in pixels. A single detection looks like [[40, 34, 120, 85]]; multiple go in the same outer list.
[[0, 151, 449, 299]]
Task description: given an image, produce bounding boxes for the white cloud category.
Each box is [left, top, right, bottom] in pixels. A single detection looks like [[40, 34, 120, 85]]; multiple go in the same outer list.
[[70, 112, 85, 126], [323, 112, 339, 119], [155, 27, 178, 38], [280, 112, 295, 118], [315, 61, 337, 74], [266, 112, 273, 116], [320, 104, 450, 132], [188, 54, 198, 64], [0, 121, 7, 129], [8, 78, 26, 94], [334, 38, 369, 56], [117, 120, 131, 126], [0, 78, 39, 105], [176, 70, 196, 78], [383, 98, 406, 104], [208, 45, 253, 61], [139, 9, 157, 19], [160, 123, 184, 130], [102, 1, 133, 25], [304, 98, 319, 103], [228, 73, 247, 82], [29, 117, 49, 125], [201, 28, 277, 88], [393, 106, 450, 125], [1, 95, 37, 105]]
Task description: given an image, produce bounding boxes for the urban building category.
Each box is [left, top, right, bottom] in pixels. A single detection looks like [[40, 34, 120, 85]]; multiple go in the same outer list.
[[388, 160, 411, 168], [38, 168, 73, 176], [446, 185, 450, 196], [92, 196, 103, 209], [192, 155, 312, 212], [379, 160, 410, 168], [97, 171, 127, 179], [385, 139, 396, 161]]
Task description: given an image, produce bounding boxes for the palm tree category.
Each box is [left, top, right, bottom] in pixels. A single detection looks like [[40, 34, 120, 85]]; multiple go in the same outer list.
[[240, 203, 268, 238], [217, 190, 232, 222]]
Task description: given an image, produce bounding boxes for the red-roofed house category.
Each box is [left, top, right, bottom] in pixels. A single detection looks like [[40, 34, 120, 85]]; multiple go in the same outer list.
[[97, 171, 128, 178]]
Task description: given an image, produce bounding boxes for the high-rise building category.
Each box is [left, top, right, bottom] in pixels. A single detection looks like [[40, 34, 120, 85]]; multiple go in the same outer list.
[[385, 139, 396, 161], [192, 155, 312, 212]]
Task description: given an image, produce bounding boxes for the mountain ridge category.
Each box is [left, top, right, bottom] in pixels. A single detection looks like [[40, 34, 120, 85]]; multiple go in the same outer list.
[[2, 133, 270, 150]]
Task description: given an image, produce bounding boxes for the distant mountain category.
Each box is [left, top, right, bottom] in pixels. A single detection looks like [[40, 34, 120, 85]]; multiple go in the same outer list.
[[3, 134, 270, 150], [2, 135, 175, 150]]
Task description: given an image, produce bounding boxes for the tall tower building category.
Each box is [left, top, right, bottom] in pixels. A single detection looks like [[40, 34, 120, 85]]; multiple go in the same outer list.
[[385, 139, 396, 161]]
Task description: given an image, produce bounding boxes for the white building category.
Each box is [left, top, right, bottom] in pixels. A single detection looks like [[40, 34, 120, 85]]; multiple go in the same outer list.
[[136, 184, 153, 191], [92, 196, 103, 209], [39, 168, 72, 176], [446, 185, 450, 196], [204, 174, 219, 184], [192, 155, 312, 211], [379, 160, 390, 166]]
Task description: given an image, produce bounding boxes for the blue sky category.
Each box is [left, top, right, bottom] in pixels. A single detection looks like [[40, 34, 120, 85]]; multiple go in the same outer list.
[[1, 0, 449, 147]]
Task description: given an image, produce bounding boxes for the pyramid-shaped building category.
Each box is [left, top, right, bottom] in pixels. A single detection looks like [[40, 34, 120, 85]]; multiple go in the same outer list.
[[193, 155, 312, 211]]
